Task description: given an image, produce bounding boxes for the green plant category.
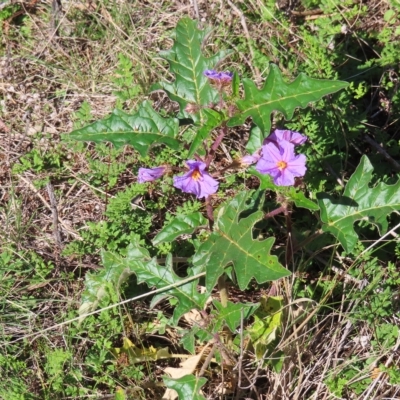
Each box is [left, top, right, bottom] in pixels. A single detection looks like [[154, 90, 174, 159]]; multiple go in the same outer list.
[[3, 3, 400, 399]]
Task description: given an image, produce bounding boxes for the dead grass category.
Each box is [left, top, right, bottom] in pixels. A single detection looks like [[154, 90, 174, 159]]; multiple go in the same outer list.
[[0, 0, 399, 399]]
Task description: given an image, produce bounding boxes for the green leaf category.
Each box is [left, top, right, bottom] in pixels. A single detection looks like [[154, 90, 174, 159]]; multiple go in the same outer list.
[[249, 167, 275, 190], [317, 155, 400, 253], [115, 387, 126, 400], [212, 300, 259, 332], [180, 330, 196, 354], [246, 126, 264, 153], [249, 170, 319, 211], [78, 245, 152, 322], [69, 101, 179, 156], [248, 296, 283, 359], [228, 64, 348, 134], [136, 253, 209, 325], [383, 9, 396, 23], [193, 190, 290, 291], [153, 212, 208, 245], [187, 109, 223, 158], [163, 375, 207, 400], [232, 71, 240, 98], [79, 241, 209, 325], [284, 187, 319, 211], [153, 17, 231, 125]]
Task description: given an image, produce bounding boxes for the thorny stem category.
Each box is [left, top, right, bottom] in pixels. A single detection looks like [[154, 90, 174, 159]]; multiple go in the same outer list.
[[284, 204, 294, 265], [218, 88, 224, 110], [205, 195, 214, 229], [264, 203, 295, 264], [205, 124, 227, 168], [264, 205, 286, 219]]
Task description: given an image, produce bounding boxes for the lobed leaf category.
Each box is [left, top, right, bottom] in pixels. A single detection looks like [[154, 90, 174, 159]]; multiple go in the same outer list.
[[248, 296, 283, 360], [78, 240, 209, 325], [78, 247, 151, 322], [228, 64, 348, 135], [69, 101, 179, 156], [153, 17, 231, 125], [153, 212, 208, 245], [193, 190, 290, 291], [187, 109, 223, 158], [212, 300, 259, 333], [134, 252, 209, 325], [317, 155, 400, 252]]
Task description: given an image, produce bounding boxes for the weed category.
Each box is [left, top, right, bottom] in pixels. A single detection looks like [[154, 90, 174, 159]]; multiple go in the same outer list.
[[1, 1, 400, 399]]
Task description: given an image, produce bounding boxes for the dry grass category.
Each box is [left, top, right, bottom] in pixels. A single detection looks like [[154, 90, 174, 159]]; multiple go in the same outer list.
[[0, 0, 399, 399]]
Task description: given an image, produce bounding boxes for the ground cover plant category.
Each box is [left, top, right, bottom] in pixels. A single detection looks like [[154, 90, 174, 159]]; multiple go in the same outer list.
[[1, 0, 400, 399]]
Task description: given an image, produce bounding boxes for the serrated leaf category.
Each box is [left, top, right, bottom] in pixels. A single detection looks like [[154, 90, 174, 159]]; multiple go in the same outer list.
[[153, 18, 231, 125], [187, 109, 223, 158], [163, 375, 207, 400], [212, 300, 259, 332], [193, 191, 291, 291], [133, 252, 209, 325], [69, 101, 179, 156], [79, 240, 209, 325], [228, 64, 348, 133], [317, 155, 400, 252], [153, 212, 207, 246], [78, 247, 151, 322]]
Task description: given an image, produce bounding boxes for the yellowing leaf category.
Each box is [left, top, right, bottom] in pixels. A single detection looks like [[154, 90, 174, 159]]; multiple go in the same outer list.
[[112, 337, 171, 364], [248, 296, 283, 359]]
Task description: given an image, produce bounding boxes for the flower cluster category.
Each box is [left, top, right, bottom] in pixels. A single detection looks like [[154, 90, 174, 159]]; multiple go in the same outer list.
[[137, 129, 306, 198], [254, 129, 307, 186], [137, 161, 218, 199]]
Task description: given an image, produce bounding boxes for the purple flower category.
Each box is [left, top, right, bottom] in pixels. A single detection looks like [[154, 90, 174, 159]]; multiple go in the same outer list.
[[256, 141, 306, 186], [137, 166, 166, 183], [204, 70, 233, 85], [173, 160, 219, 199], [241, 152, 261, 166], [264, 129, 307, 147]]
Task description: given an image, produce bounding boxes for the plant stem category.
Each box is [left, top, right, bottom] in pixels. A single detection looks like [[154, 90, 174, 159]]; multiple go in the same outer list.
[[205, 124, 227, 168], [218, 274, 229, 308]]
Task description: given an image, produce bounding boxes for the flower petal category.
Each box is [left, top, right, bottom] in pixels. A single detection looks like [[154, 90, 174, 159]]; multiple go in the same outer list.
[[173, 160, 218, 199], [265, 129, 307, 147], [137, 166, 166, 183]]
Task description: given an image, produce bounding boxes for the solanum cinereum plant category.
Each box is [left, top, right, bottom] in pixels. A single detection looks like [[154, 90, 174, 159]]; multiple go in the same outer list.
[[138, 70, 309, 225], [69, 16, 346, 309], [69, 19, 400, 384]]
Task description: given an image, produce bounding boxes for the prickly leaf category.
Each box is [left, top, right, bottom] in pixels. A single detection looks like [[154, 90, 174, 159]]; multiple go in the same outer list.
[[153, 17, 231, 125], [228, 64, 348, 135], [318, 155, 400, 252], [193, 190, 290, 291], [153, 212, 208, 245], [69, 101, 179, 156]]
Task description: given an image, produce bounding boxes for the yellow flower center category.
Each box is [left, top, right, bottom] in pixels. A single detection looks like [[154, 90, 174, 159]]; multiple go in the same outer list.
[[191, 170, 202, 181], [276, 160, 287, 171]]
